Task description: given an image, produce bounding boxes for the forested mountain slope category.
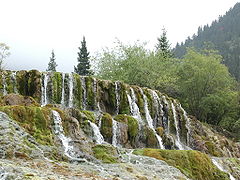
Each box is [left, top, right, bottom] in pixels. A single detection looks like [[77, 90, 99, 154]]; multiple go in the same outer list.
[[173, 3, 240, 81]]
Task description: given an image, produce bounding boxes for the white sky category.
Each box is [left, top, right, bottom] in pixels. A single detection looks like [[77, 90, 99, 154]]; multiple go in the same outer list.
[[1, 0, 239, 72]]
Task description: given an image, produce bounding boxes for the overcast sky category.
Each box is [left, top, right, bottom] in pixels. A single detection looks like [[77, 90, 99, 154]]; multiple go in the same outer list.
[[1, 0, 239, 72]]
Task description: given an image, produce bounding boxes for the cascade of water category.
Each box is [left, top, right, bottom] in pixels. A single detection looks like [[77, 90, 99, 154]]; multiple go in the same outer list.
[[141, 89, 165, 149], [151, 90, 164, 126], [68, 73, 74, 108], [115, 81, 120, 114], [41, 73, 49, 106], [171, 102, 184, 150], [11, 71, 18, 94], [112, 120, 121, 147], [112, 120, 118, 147], [126, 88, 142, 124], [162, 95, 170, 134], [52, 110, 73, 157], [80, 76, 87, 110], [52, 110, 87, 162], [61, 73, 65, 105], [179, 105, 191, 147], [0, 167, 7, 180], [212, 158, 235, 180], [89, 121, 104, 144]]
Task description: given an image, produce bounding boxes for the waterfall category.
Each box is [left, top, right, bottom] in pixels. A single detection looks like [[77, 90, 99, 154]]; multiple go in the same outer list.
[[41, 73, 49, 106], [52, 110, 87, 162], [115, 81, 120, 114], [80, 77, 87, 110], [112, 120, 121, 147], [171, 102, 184, 150], [89, 121, 104, 144], [151, 90, 164, 127], [11, 71, 18, 94], [61, 73, 65, 105], [179, 105, 191, 147], [127, 88, 142, 124], [52, 110, 74, 158], [212, 158, 235, 180], [68, 73, 74, 108], [141, 89, 165, 149], [162, 95, 170, 134], [0, 167, 7, 180]]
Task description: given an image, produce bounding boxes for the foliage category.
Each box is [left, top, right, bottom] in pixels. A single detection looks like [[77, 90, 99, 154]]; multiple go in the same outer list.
[[177, 49, 239, 125], [173, 2, 240, 81], [0, 43, 10, 70], [156, 28, 173, 58], [74, 36, 92, 76], [93, 40, 178, 97], [46, 50, 57, 72]]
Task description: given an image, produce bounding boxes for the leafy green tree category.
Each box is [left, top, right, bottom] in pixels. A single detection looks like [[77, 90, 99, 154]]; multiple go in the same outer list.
[[46, 50, 57, 72], [156, 28, 173, 58], [0, 43, 10, 70], [74, 36, 92, 76], [93, 40, 178, 96], [177, 49, 238, 125]]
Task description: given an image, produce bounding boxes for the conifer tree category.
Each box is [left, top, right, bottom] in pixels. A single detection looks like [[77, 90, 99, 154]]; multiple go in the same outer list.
[[156, 28, 173, 58], [46, 50, 57, 72], [74, 36, 92, 75]]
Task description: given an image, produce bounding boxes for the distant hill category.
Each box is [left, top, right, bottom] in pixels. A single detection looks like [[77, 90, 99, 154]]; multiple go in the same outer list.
[[173, 2, 240, 81]]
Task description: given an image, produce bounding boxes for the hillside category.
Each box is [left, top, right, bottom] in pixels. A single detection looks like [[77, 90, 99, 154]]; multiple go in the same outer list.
[[0, 70, 239, 179], [173, 2, 240, 81]]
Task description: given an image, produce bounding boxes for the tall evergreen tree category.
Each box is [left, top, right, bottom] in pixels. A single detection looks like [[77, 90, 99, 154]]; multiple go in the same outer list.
[[156, 28, 172, 58], [46, 50, 57, 72], [74, 36, 92, 75]]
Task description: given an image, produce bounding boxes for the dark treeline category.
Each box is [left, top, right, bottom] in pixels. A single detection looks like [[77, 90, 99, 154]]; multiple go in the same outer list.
[[173, 2, 240, 81]]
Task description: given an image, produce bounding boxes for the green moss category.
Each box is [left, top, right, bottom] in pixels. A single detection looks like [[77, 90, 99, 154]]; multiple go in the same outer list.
[[16, 70, 28, 96], [205, 141, 222, 157], [0, 105, 53, 145], [73, 74, 83, 109], [27, 70, 42, 102], [51, 72, 62, 104], [145, 127, 158, 147], [133, 149, 229, 180], [82, 110, 96, 123], [98, 80, 117, 114], [133, 86, 145, 116], [118, 83, 130, 114], [114, 114, 139, 142], [85, 76, 95, 110], [100, 113, 113, 143], [92, 144, 119, 163]]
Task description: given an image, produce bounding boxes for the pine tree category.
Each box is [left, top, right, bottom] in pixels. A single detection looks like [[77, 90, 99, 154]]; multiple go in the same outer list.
[[46, 50, 57, 72], [74, 36, 92, 76], [156, 28, 172, 58]]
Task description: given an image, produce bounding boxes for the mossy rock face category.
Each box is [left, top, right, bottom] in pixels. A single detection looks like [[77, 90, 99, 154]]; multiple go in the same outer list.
[[118, 83, 130, 115], [73, 74, 82, 109], [133, 149, 229, 180], [100, 113, 113, 143], [0, 94, 39, 106], [132, 86, 145, 116], [85, 76, 96, 110], [27, 70, 42, 102], [0, 105, 53, 145], [51, 72, 62, 104], [114, 114, 139, 144], [92, 144, 119, 163], [98, 80, 116, 115]]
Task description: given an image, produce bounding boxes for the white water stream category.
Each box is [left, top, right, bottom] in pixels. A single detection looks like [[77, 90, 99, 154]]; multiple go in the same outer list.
[[141, 89, 165, 149], [171, 102, 184, 150], [41, 73, 49, 106], [212, 158, 235, 180], [89, 121, 104, 144]]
